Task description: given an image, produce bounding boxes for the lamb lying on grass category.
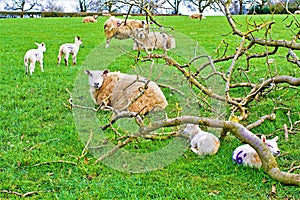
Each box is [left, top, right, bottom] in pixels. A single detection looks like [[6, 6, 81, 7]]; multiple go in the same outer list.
[[183, 124, 220, 156], [232, 135, 280, 168], [82, 15, 98, 23], [85, 69, 168, 115], [133, 28, 176, 51], [24, 42, 46, 75], [104, 16, 148, 48], [58, 36, 82, 66]]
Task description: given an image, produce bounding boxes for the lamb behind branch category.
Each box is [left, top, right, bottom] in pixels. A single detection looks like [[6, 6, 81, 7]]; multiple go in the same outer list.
[[133, 28, 176, 51], [85, 69, 168, 115], [183, 124, 220, 156], [232, 135, 280, 168]]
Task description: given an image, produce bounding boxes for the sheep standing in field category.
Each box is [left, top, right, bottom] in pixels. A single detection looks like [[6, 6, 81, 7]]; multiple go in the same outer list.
[[104, 16, 148, 48], [85, 69, 168, 115], [58, 36, 82, 66], [232, 135, 280, 168], [133, 27, 176, 51], [82, 15, 98, 23], [183, 124, 220, 156], [24, 42, 46, 75], [189, 13, 206, 19]]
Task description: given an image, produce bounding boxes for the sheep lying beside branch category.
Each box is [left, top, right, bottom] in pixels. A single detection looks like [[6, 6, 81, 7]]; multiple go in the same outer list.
[[183, 123, 220, 156], [133, 28, 176, 51], [82, 15, 98, 23], [58, 36, 82, 66], [24, 42, 46, 75], [232, 135, 280, 168], [85, 69, 168, 115], [104, 16, 149, 48]]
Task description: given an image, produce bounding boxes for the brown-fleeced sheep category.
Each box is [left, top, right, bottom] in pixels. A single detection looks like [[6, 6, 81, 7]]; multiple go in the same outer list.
[[103, 16, 148, 48], [82, 15, 98, 23], [85, 69, 168, 115]]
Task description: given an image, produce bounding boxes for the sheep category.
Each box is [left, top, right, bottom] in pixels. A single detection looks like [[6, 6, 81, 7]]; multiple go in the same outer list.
[[104, 16, 148, 48], [57, 36, 82, 66], [189, 13, 206, 19], [133, 28, 176, 51], [183, 123, 220, 156], [232, 135, 280, 168], [82, 15, 98, 23], [294, 10, 300, 14], [24, 42, 46, 75], [84, 69, 168, 115]]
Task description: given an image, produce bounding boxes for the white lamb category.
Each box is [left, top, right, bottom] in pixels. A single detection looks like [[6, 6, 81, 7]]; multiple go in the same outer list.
[[104, 16, 148, 48], [57, 36, 82, 66], [133, 28, 176, 51], [24, 42, 46, 75], [85, 69, 168, 115], [183, 124, 220, 156], [232, 135, 280, 168]]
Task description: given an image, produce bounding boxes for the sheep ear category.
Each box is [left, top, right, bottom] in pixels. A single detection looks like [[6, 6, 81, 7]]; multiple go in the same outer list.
[[103, 70, 109, 75], [35, 42, 39, 46], [273, 136, 278, 142], [84, 70, 91, 76], [261, 135, 266, 143]]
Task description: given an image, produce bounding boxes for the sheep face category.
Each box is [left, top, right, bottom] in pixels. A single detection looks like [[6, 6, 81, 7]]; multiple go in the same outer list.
[[183, 123, 200, 138], [36, 42, 46, 53], [262, 135, 280, 155], [85, 70, 109, 89]]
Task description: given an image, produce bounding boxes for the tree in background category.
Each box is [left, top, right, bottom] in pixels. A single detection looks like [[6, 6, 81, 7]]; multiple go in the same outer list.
[[42, 0, 65, 12], [4, 0, 41, 17]]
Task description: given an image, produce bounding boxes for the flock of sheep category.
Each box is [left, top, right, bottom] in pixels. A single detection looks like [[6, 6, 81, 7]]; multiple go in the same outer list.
[[23, 15, 280, 169]]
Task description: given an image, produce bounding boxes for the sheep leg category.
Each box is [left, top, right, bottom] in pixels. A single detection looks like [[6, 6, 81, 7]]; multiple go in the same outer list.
[[39, 59, 44, 72], [64, 52, 69, 66], [29, 62, 35, 75], [72, 54, 77, 65], [24, 58, 29, 74], [105, 38, 111, 48], [57, 51, 63, 65]]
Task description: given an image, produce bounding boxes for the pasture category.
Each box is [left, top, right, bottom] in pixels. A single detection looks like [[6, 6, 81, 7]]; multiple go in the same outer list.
[[0, 15, 299, 199]]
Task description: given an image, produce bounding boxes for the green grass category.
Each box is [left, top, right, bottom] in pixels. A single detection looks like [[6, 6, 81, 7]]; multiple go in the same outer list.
[[0, 15, 299, 199]]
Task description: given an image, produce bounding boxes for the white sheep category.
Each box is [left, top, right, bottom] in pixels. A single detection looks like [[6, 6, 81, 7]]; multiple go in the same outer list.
[[82, 15, 98, 23], [57, 36, 82, 66], [183, 124, 220, 156], [84, 69, 168, 115], [104, 16, 148, 48], [232, 135, 280, 168], [24, 42, 46, 75], [133, 28, 176, 51]]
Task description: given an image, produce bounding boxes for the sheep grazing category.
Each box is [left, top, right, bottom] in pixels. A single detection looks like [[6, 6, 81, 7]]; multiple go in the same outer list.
[[294, 10, 300, 14], [133, 28, 176, 51], [84, 69, 168, 115], [104, 16, 148, 48], [58, 36, 82, 66], [183, 124, 220, 156], [232, 135, 280, 168], [82, 15, 98, 23], [189, 13, 206, 19], [24, 42, 46, 75]]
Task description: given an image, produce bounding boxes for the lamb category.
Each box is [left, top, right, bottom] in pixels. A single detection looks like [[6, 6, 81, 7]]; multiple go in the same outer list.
[[84, 69, 168, 115], [82, 15, 98, 23], [24, 42, 46, 75], [294, 10, 300, 14], [189, 13, 206, 19], [58, 36, 82, 66], [232, 135, 280, 168], [104, 16, 148, 48], [133, 28, 176, 51], [183, 124, 220, 156]]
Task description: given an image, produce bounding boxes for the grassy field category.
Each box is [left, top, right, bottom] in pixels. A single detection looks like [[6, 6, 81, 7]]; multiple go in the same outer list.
[[0, 15, 299, 199]]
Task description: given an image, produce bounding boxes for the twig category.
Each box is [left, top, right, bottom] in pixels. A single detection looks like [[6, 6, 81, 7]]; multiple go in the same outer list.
[[246, 113, 276, 130], [32, 160, 77, 167], [0, 190, 39, 197]]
